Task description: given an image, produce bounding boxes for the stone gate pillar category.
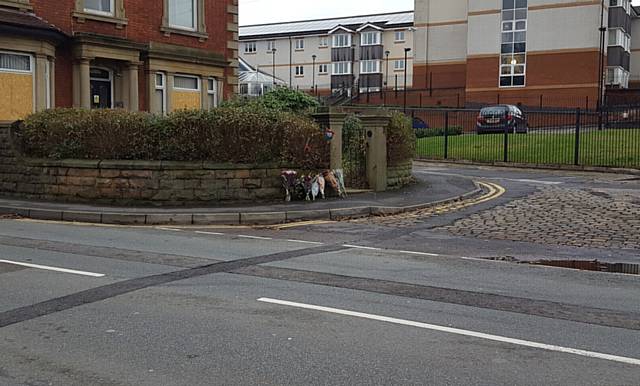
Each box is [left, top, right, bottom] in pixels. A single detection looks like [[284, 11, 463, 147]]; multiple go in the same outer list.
[[360, 114, 391, 192], [312, 109, 347, 170]]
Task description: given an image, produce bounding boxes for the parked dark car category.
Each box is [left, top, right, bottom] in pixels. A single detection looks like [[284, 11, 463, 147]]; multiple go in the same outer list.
[[476, 105, 528, 134]]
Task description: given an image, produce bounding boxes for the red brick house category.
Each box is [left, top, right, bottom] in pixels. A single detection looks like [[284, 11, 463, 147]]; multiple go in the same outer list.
[[0, 0, 238, 123]]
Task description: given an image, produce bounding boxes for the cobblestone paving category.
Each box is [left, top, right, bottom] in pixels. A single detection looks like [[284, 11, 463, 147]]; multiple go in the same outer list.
[[444, 187, 640, 251]]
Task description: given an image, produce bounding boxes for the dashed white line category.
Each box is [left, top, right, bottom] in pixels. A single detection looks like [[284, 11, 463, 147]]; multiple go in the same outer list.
[[343, 245, 383, 251], [237, 235, 273, 240], [0, 260, 105, 278], [157, 227, 184, 232], [395, 250, 440, 257], [286, 240, 325, 245], [258, 298, 640, 367], [195, 231, 226, 236]]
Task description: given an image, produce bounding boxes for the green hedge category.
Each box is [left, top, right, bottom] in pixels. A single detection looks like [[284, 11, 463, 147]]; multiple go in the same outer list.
[[387, 112, 416, 166], [415, 126, 463, 139], [17, 107, 329, 170]]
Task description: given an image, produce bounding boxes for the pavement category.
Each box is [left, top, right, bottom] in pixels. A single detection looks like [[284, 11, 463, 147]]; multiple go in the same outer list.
[[0, 172, 481, 225], [1, 162, 639, 385]]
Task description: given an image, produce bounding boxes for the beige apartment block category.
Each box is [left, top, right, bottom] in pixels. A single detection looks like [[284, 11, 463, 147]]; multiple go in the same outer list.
[[239, 11, 414, 96]]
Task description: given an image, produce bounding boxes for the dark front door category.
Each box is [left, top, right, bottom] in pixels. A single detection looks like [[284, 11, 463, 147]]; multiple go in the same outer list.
[[90, 80, 112, 109]]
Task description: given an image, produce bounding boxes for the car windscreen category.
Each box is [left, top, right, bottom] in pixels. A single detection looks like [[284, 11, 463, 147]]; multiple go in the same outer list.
[[480, 107, 508, 116]]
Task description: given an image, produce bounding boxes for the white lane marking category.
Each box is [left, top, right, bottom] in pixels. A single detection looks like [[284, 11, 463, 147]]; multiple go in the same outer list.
[[157, 227, 184, 232], [258, 298, 640, 367], [509, 178, 563, 185], [195, 231, 225, 236], [237, 235, 273, 240], [416, 171, 563, 186], [286, 240, 325, 245], [395, 250, 440, 257], [343, 245, 383, 251], [0, 259, 105, 278]]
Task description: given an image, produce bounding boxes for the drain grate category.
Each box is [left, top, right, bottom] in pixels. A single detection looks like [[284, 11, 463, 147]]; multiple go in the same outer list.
[[532, 260, 639, 275]]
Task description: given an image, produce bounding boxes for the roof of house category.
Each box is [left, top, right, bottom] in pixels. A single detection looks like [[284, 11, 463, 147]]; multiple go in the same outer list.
[[239, 10, 413, 40], [0, 7, 66, 39]]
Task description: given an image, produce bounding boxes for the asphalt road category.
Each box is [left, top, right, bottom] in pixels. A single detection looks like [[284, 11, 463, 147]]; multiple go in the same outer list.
[[1, 163, 639, 385]]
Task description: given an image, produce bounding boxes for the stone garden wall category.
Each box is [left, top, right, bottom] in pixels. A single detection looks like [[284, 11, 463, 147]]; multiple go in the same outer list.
[[387, 161, 414, 190], [0, 126, 286, 206]]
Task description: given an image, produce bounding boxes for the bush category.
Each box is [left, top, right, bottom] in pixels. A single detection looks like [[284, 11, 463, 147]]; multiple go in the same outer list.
[[415, 126, 463, 139], [223, 87, 319, 114], [387, 112, 416, 166], [18, 107, 329, 168]]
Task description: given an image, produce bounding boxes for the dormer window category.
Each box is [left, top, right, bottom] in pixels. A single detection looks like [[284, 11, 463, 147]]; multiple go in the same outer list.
[[361, 31, 381, 46], [332, 34, 351, 48]]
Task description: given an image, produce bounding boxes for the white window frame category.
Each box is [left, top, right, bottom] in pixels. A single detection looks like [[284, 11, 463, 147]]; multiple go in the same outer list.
[[45, 60, 51, 109], [295, 38, 304, 50], [394, 30, 405, 42], [155, 72, 167, 114], [360, 31, 381, 46], [332, 34, 351, 48], [0, 50, 33, 74], [168, 0, 198, 31], [84, 0, 115, 16], [318, 64, 328, 74], [266, 40, 276, 52], [295, 65, 304, 76], [393, 59, 405, 71], [499, 0, 527, 88], [319, 36, 329, 48], [173, 74, 201, 91], [244, 42, 257, 54], [332, 62, 351, 75], [360, 60, 381, 74], [207, 77, 218, 108]]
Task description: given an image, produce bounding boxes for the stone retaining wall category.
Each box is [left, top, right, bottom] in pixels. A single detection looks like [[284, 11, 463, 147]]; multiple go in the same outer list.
[[387, 160, 414, 190], [0, 156, 286, 206]]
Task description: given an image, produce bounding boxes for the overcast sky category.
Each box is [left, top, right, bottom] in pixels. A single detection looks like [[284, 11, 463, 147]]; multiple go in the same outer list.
[[239, 0, 415, 26]]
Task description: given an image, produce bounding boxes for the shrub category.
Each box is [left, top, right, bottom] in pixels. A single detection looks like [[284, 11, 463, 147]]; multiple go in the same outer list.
[[387, 112, 416, 166], [415, 126, 463, 139], [223, 87, 319, 114], [18, 107, 329, 168]]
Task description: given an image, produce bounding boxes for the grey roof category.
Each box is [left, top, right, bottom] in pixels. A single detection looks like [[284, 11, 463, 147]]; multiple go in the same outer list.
[[240, 11, 413, 39]]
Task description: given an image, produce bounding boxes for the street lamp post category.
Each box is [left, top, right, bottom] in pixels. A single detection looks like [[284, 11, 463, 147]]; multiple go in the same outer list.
[[312, 54, 317, 95], [271, 48, 277, 86], [404, 47, 411, 113], [384, 50, 390, 88]]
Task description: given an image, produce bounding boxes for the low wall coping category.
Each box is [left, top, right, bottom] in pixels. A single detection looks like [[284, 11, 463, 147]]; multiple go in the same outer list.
[[18, 158, 292, 171]]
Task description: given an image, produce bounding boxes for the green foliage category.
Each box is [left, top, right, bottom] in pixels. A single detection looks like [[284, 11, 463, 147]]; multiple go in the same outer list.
[[18, 107, 329, 168], [415, 126, 463, 139], [342, 114, 367, 188], [223, 87, 319, 114], [387, 112, 416, 166]]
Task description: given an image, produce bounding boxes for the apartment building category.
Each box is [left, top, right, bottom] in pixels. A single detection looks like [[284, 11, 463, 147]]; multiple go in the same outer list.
[[413, 0, 638, 107], [239, 11, 414, 96], [0, 0, 238, 123]]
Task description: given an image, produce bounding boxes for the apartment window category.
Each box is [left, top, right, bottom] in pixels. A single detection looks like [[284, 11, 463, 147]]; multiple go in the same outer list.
[[84, 0, 113, 15], [168, 0, 197, 30], [295, 39, 304, 50], [394, 59, 405, 71], [608, 28, 631, 52], [295, 66, 304, 76], [0, 52, 32, 73], [500, 0, 527, 87], [394, 30, 405, 42], [267, 40, 276, 52], [174, 74, 200, 91], [208, 78, 218, 108], [360, 60, 381, 74], [155, 72, 166, 114], [332, 34, 351, 48], [319, 36, 329, 48], [610, 0, 631, 14], [606, 67, 630, 88], [332, 62, 351, 75], [361, 31, 381, 46], [244, 42, 257, 54], [318, 64, 328, 74]]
